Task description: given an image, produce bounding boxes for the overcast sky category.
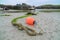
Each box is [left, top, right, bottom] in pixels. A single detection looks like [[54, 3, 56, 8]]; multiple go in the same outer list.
[[0, 0, 60, 6]]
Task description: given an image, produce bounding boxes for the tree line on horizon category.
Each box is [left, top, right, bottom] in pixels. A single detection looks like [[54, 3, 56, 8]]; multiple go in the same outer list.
[[0, 3, 31, 10], [0, 3, 60, 10], [36, 4, 60, 9]]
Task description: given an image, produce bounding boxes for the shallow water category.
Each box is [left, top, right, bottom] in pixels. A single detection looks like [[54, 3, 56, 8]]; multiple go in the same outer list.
[[0, 10, 60, 40]]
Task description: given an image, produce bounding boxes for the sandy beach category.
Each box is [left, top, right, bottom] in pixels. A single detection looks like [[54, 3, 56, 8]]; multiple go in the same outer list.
[[0, 12, 60, 40]]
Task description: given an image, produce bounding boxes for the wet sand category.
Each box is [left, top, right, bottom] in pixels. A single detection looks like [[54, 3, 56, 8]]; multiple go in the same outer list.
[[0, 12, 60, 40]]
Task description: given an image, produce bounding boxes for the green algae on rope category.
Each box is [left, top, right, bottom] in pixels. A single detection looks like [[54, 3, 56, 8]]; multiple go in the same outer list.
[[11, 14, 43, 36], [11, 15, 32, 24]]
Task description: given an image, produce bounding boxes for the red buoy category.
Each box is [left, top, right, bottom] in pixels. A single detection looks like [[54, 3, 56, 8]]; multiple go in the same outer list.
[[26, 17, 35, 26]]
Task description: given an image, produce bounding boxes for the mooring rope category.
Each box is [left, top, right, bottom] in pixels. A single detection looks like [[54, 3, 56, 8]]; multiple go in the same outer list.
[[11, 15, 43, 36]]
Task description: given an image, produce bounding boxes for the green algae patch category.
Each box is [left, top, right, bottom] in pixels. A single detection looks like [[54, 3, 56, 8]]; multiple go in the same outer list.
[[26, 12, 37, 15], [0, 14, 11, 16], [40, 9, 60, 12]]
